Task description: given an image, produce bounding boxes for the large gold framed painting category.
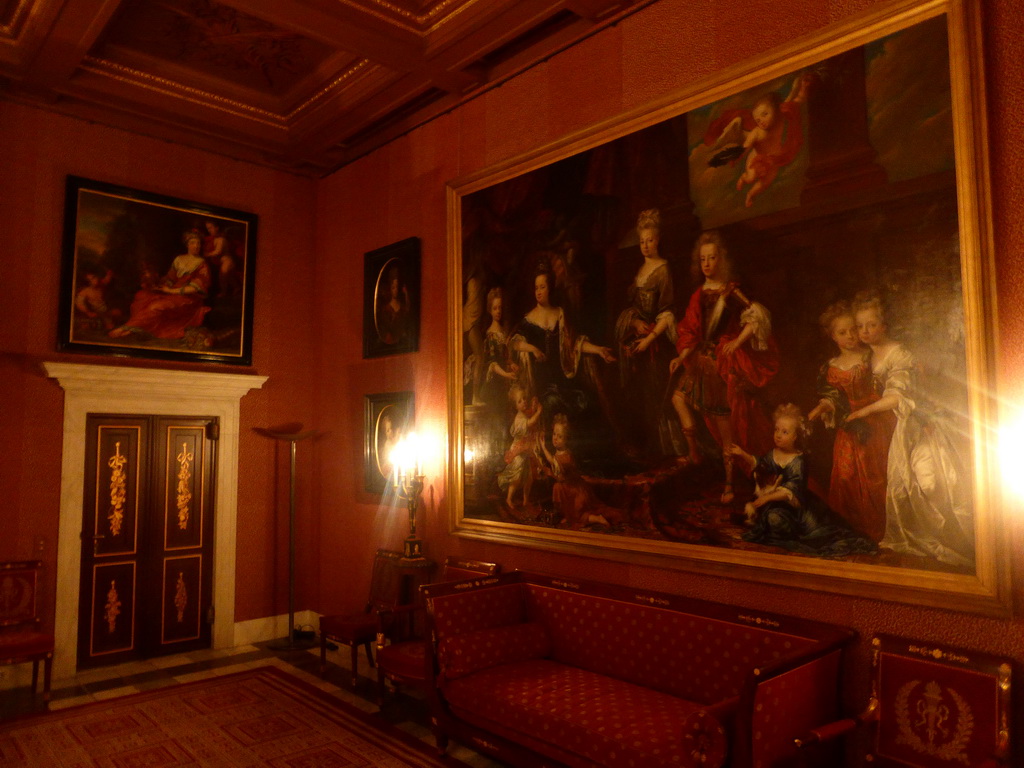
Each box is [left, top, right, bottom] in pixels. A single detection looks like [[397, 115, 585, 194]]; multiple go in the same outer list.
[[446, 0, 1007, 614]]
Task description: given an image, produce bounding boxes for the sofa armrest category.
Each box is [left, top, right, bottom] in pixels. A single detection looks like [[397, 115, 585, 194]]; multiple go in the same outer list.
[[680, 707, 730, 768], [733, 646, 850, 768], [795, 692, 877, 748], [793, 716, 860, 749]]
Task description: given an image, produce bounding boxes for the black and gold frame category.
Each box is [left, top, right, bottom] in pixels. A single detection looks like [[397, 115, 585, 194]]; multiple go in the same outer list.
[[363, 237, 421, 358], [58, 176, 258, 365], [364, 391, 414, 494]]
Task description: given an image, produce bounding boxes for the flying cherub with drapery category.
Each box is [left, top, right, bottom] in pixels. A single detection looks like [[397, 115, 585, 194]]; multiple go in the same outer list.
[[704, 71, 814, 208]]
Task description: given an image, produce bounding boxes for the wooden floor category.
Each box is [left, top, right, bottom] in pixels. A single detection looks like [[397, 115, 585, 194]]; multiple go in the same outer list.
[[0, 640, 504, 767]]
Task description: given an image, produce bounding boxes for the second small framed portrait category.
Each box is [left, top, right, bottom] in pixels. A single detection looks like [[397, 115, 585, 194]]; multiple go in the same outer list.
[[364, 391, 414, 494], [363, 237, 421, 358]]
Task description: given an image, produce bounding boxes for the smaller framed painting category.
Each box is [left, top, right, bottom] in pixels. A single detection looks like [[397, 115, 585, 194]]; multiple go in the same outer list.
[[363, 237, 420, 358], [364, 391, 415, 494], [58, 176, 258, 365]]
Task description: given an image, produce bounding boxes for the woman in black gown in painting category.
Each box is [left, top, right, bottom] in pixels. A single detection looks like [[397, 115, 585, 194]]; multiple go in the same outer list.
[[510, 264, 616, 449]]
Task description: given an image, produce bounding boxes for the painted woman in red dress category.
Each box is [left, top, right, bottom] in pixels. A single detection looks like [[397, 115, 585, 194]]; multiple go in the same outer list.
[[109, 229, 212, 341], [807, 301, 894, 541], [669, 231, 779, 503]]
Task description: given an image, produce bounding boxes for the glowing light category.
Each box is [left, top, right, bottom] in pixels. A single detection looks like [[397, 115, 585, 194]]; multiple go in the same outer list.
[[390, 431, 423, 481], [999, 412, 1024, 501]]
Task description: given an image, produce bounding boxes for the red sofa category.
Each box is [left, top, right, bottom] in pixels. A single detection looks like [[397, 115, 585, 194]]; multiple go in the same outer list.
[[422, 571, 853, 768]]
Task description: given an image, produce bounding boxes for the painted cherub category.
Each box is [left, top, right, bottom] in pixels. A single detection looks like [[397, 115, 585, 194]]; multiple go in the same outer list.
[[706, 72, 814, 207], [74, 267, 121, 329]]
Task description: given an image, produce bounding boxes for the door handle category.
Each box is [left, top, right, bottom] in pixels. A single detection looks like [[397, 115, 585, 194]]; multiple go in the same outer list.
[[83, 532, 106, 555]]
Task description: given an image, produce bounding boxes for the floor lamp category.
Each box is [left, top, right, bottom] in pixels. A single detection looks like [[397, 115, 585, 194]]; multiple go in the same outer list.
[[258, 425, 318, 651]]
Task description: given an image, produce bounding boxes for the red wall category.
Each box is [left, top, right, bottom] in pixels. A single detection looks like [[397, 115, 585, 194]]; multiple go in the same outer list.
[[313, 0, 1024, 762], [0, 100, 321, 623], [2, 0, 1023, 762]]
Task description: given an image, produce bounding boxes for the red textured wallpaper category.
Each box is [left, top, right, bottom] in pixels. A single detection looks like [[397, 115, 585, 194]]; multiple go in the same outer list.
[[0, 101, 320, 624], [1, 0, 1022, 763], [313, 1, 1024, 764]]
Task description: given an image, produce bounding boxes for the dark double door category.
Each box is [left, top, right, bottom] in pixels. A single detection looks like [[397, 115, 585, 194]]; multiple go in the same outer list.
[[78, 414, 217, 669]]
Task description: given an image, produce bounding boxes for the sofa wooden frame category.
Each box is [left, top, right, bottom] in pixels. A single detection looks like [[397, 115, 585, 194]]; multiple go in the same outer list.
[[422, 571, 855, 767]]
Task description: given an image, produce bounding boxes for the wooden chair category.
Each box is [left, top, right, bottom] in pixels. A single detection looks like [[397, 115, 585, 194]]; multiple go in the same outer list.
[[0, 561, 54, 709], [375, 556, 499, 703], [794, 634, 1011, 767], [319, 549, 404, 685]]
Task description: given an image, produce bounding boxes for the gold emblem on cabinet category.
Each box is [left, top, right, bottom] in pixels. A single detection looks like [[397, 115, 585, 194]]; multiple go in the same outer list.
[[895, 679, 973, 764]]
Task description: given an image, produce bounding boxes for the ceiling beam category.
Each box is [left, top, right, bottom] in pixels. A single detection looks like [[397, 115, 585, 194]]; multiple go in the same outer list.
[[310, 0, 654, 170], [564, 0, 629, 22], [22, 0, 126, 91], [229, 0, 425, 73]]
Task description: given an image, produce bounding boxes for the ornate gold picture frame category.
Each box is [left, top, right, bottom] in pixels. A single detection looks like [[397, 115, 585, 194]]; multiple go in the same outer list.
[[446, 0, 1006, 615], [59, 177, 258, 366]]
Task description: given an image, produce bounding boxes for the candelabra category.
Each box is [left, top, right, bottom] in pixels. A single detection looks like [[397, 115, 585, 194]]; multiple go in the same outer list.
[[391, 433, 426, 561]]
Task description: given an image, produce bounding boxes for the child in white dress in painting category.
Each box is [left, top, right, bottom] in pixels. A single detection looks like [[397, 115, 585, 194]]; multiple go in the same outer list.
[[845, 292, 974, 566]]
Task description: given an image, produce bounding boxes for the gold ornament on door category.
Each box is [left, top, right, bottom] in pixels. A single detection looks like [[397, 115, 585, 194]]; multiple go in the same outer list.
[[105, 580, 121, 633], [107, 442, 127, 537], [174, 572, 187, 622], [176, 442, 193, 530]]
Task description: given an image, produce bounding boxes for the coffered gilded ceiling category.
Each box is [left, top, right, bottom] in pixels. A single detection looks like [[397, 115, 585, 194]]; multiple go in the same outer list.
[[1, 0, 650, 176]]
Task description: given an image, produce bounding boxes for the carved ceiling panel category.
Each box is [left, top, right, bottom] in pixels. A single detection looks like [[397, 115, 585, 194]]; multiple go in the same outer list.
[[96, 0, 335, 94], [0, 0, 651, 176]]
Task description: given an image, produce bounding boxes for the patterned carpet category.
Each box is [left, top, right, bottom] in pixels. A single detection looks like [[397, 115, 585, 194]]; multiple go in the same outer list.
[[0, 666, 469, 767]]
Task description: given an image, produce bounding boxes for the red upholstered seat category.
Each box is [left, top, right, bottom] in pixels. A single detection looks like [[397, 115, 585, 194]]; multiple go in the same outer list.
[[0, 560, 54, 709], [0, 628, 55, 659], [320, 549, 404, 685], [424, 572, 850, 768], [376, 638, 426, 681], [376, 556, 499, 703], [442, 659, 721, 768]]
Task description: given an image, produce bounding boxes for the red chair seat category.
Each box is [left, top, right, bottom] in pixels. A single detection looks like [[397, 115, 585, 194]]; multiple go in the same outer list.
[[0, 629, 55, 662], [319, 549, 407, 686], [375, 557, 500, 704], [442, 659, 709, 768], [0, 560, 54, 708], [378, 640, 426, 683], [320, 612, 379, 685]]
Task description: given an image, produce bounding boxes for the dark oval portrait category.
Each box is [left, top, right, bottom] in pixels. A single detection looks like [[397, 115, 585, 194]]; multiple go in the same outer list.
[[374, 257, 410, 346]]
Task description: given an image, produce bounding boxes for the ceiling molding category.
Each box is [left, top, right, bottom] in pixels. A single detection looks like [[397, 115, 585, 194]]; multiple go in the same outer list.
[[0, 0, 652, 176]]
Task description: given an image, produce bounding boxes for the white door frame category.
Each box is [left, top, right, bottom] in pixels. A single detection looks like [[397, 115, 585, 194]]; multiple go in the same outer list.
[[44, 362, 266, 679]]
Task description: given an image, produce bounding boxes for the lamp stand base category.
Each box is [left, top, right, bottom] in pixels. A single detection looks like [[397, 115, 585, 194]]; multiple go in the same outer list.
[[403, 536, 424, 560]]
